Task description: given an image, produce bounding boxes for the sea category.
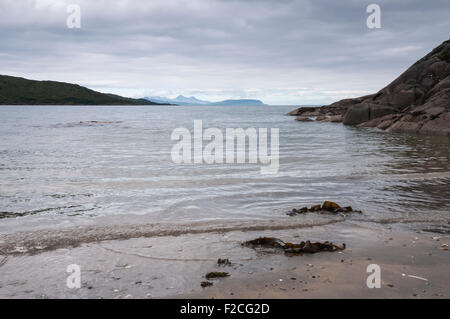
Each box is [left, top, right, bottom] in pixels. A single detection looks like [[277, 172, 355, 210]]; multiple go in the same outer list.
[[0, 104, 449, 253]]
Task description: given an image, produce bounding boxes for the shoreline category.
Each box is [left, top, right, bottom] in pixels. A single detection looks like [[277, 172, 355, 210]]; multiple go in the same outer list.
[[0, 219, 448, 299]]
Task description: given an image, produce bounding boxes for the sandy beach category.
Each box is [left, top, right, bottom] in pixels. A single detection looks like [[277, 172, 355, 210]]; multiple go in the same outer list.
[[1, 218, 448, 299], [186, 227, 450, 299]]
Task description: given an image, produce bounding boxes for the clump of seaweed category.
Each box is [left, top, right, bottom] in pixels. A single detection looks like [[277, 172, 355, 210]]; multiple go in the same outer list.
[[201, 281, 213, 288], [243, 237, 285, 249], [288, 201, 362, 216], [217, 258, 232, 266], [243, 237, 345, 256], [205, 272, 230, 280]]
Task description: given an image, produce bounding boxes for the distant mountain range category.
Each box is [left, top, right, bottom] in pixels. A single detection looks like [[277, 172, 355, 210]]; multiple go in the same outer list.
[[0, 74, 266, 106], [144, 95, 266, 106], [0, 75, 169, 105]]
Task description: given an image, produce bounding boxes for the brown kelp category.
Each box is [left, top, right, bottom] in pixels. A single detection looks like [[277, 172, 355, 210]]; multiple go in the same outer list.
[[288, 201, 362, 216], [243, 237, 345, 255]]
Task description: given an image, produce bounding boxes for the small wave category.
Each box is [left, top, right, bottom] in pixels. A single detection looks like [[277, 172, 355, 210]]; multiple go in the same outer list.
[[99, 245, 256, 262], [50, 121, 123, 128], [351, 217, 448, 225], [0, 205, 97, 219]]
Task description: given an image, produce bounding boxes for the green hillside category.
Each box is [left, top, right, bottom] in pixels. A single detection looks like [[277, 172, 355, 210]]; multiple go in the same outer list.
[[0, 75, 165, 105]]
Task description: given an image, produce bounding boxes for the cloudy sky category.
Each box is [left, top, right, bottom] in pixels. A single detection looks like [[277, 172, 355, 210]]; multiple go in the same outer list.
[[1, 0, 449, 105]]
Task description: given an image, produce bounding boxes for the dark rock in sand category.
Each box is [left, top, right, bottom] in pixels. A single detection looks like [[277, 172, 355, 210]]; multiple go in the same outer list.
[[217, 258, 232, 266], [205, 272, 230, 279], [201, 281, 213, 288], [289, 39, 450, 136], [243, 237, 285, 248]]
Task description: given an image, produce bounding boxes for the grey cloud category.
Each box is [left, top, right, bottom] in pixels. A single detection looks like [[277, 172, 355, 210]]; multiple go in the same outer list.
[[0, 0, 449, 104]]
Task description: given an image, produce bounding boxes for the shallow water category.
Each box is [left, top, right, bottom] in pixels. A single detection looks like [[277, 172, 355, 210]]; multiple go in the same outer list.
[[0, 105, 449, 242]]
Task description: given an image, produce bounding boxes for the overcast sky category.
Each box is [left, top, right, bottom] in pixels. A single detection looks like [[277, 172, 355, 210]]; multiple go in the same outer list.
[[0, 0, 449, 105]]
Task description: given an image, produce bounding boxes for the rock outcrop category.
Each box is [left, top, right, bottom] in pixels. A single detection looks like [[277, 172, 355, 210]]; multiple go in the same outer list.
[[289, 39, 450, 136]]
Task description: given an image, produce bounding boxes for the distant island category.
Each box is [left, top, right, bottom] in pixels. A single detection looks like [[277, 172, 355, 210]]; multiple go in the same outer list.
[[0, 75, 169, 105], [144, 95, 266, 106]]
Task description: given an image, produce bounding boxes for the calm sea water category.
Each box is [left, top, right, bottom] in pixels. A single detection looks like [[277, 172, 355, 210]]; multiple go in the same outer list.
[[0, 105, 449, 236]]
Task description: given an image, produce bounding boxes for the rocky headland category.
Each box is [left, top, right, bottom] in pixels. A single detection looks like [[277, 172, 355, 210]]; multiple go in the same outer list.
[[289, 39, 450, 136]]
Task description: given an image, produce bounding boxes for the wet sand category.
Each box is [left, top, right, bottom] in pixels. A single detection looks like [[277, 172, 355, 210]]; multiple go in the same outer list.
[[0, 220, 448, 299], [186, 229, 450, 299]]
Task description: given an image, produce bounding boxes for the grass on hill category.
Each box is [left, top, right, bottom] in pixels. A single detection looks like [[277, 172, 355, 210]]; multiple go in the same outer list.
[[0, 75, 163, 105]]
